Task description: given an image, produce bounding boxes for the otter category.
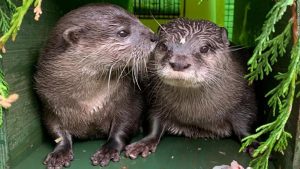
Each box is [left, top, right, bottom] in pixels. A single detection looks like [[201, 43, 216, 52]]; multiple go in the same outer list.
[[125, 18, 257, 159], [34, 4, 157, 168]]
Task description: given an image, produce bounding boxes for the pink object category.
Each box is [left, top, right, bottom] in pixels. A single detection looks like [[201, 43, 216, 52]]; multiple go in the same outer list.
[[230, 161, 245, 169], [212, 160, 248, 169]]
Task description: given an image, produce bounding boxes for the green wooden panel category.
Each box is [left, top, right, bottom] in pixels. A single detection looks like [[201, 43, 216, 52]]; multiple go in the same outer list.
[[1, 0, 63, 167], [0, 113, 8, 169], [53, 0, 131, 13], [12, 137, 275, 169]]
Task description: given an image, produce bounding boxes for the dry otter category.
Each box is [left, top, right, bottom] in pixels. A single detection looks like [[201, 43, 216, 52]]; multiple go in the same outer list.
[[34, 4, 157, 168], [125, 18, 257, 159]]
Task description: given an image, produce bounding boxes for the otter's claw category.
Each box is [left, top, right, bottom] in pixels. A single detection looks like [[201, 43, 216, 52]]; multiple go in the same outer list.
[[125, 140, 158, 159], [243, 141, 260, 157], [91, 147, 120, 167], [44, 150, 73, 169]]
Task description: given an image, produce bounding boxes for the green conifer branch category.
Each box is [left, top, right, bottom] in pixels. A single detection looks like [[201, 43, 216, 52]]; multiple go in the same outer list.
[[247, 0, 293, 83], [246, 21, 292, 83], [0, 0, 15, 59], [240, 0, 300, 169], [241, 41, 299, 169], [0, 9, 10, 34], [241, 0, 299, 167], [5, 0, 17, 12], [0, 0, 35, 49], [0, 71, 8, 127], [0, 0, 42, 127]]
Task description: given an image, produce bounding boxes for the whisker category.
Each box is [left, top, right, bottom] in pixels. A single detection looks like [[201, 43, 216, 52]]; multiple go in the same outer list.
[[228, 46, 247, 51], [150, 12, 169, 36], [117, 57, 131, 84], [107, 61, 118, 90]]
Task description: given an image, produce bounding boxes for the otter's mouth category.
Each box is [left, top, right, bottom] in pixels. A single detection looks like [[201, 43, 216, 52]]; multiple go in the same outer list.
[[163, 79, 197, 88], [160, 75, 199, 88]]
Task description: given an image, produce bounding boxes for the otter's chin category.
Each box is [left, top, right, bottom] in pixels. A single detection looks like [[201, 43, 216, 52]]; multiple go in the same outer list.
[[161, 77, 199, 88]]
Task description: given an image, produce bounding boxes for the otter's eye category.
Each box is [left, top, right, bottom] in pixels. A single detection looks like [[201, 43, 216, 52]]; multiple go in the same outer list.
[[117, 30, 129, 37], [158, 43, 168, 51], [200, 46, 209, 53]]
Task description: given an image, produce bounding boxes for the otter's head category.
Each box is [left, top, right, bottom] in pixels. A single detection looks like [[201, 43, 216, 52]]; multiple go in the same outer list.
[[152, 18, 230, 88], [47, 4, 157, 78]]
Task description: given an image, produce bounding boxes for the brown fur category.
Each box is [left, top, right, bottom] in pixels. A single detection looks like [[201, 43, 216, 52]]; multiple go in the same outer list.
[[125, 18, 257, 159], [34, 4, 156, 168]]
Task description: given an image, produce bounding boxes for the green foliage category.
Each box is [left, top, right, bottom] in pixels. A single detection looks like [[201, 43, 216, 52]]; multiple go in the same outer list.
[[0, 0, 42, 127], [0, 9, 9, 59], [0, 0, 14, 127], [0, 9, 10, 35], [0, 0, 35, 49], [241, 0, 299, 169], [0, 70, 8, 127], [0, 0, 16, 59], [246, 21, 292, 83], [0, 0, 16, 33], [241, 43, 298, 167], [5, 0, 17, 11], [247, 0, 293, 83]]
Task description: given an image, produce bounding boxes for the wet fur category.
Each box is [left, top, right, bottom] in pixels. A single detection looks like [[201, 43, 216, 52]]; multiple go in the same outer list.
[[35, 4, 156, 168], [125, 18, 257, 159]]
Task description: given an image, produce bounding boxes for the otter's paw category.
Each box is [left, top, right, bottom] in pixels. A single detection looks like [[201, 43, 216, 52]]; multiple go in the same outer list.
[[243, 141, 260, 157], [91, 147, 120, 167], [43, 150, 73, 169], [125, 140, 158, 159]]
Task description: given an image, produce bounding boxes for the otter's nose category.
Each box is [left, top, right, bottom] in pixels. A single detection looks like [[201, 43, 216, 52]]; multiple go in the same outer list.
[[169, 61, 191, 71], [150, 34, 159, 42]]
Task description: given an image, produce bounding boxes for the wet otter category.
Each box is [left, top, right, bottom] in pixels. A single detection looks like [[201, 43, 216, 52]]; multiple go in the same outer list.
[[34, 4, 157, 168], [125, 18, 257, 159]]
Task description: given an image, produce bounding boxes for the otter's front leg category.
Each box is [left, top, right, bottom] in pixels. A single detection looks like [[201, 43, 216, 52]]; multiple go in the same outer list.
[[125, 116, 165, 159], [44, 128, 73, 169], [91, 118, 138, 167], [229, 104, 258, 156]]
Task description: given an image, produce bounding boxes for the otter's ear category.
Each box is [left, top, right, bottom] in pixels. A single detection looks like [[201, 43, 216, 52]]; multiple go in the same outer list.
[[220, 27, 229, 46], [63, 26, 83, 44]]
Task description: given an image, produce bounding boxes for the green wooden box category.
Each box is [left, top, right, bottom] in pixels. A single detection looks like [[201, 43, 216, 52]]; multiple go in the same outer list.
[[0, 0, 299, 169]]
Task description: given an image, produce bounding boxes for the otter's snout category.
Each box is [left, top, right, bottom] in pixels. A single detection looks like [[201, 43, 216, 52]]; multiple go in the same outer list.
[[169, 55, 191, 71]]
